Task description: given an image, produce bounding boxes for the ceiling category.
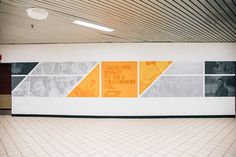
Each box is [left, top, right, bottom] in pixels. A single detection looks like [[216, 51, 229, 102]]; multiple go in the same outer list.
[[0, 0, 236, 44]]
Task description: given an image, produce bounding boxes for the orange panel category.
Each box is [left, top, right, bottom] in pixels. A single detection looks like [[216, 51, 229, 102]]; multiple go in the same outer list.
[[67, 64, 99, 97], [139, 61, 172, 95], [102, 62, 137, 97]]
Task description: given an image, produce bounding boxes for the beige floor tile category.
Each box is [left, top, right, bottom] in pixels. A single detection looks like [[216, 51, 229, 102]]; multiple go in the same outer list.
[[0, 116, 235, 157]]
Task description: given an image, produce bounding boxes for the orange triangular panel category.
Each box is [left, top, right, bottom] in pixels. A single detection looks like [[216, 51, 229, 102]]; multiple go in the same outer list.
[[67, 64, 100, 97], [139, 61, 172, 95]]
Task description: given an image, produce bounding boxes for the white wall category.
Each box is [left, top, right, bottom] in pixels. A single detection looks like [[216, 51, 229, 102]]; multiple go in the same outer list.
[[0, 43, 236, 116], [1, 43, 236, 62]]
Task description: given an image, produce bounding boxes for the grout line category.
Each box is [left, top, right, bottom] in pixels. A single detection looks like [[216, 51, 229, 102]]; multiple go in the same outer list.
[[0, 117, 24, 157], [195, 119, 234, 155], [5, 116, 39, 156]]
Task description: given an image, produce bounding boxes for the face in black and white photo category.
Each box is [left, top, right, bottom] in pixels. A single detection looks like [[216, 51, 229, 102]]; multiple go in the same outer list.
[[205, 76, 235, 97]]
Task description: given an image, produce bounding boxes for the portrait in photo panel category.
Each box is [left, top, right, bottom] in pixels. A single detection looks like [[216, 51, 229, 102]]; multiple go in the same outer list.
[[29, 77, 52, 97], [28, 76, 82, 97], [205, 76, 235, 97]]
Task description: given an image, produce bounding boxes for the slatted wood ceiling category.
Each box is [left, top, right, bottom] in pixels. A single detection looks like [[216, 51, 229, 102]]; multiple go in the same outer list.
[[0, 0, 236, 44]]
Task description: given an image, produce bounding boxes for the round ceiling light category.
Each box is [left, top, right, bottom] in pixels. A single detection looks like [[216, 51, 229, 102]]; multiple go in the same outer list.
[[26, 8, 48, 20]]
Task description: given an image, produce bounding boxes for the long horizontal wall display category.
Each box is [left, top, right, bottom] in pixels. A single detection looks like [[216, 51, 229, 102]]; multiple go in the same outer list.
[[11, 61, 235, 98], [0, 43, 235, 116], [3, 42, 236, 116], [9, 60, 235, 116]]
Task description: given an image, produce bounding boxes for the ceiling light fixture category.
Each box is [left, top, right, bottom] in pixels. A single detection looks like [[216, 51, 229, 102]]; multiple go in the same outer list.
[[26, 8, 48, 20], [73, 20, 114, 32]]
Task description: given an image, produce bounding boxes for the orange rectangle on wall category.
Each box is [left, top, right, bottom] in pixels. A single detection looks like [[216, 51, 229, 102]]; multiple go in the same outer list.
[[102, 61, 137, 97]]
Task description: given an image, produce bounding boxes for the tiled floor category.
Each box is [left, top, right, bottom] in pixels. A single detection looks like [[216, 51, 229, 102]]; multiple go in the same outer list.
[[0, 116, 236, 157]]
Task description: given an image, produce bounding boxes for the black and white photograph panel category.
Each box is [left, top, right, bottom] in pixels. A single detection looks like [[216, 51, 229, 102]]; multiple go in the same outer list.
[[205, 61, 235, 74], [11, 62, 38, 75], [31, 62, 97, 75], [28, 76, 82, 97], [29, 77, 52, 97], [12, 77, 30, 97], [205, 76, 235, 97], [142, 76, 203, 97]]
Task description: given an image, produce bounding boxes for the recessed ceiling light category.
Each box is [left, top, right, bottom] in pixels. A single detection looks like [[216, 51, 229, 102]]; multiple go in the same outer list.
[[73, 20, 114, 32], [26, 8, 48, 20]]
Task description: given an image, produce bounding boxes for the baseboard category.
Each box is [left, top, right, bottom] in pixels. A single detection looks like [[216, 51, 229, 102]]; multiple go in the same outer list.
[[0, 109, 11, 115], [0, 108, 11, 110], [11, 114, 235, 118]]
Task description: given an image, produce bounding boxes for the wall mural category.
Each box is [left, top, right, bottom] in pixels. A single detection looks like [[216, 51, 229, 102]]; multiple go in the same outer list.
[[102, 61, 137, 97], [142, 76, 203, 97], [67, 64, 100, 97], [141, 61, 204, 97], [12, 62, 97, 97], [139, 61, 172, 95], [11, 61, 235, 97], [205, 61, 235, 97]]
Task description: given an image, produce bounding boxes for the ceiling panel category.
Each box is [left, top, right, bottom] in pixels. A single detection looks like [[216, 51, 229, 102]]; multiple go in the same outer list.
[[0, 0, 235, 44]]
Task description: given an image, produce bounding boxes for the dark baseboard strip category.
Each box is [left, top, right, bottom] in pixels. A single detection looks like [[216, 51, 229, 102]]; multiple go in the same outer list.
[[12, 114, 235, 118], [0, 109, 11, 115], [0, 108, 11, 110]]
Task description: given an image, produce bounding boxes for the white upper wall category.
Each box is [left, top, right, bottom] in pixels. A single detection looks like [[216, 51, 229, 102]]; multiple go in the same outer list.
[[0, 43, 236, 62]]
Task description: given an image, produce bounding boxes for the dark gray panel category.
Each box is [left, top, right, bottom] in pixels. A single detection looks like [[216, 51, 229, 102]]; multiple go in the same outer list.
[[205, 61, 235, 74], [12, 76, 25, 90], [205, 76, 235, 97], [12, 77, 30, 97], [11, 63, 38, 75]]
